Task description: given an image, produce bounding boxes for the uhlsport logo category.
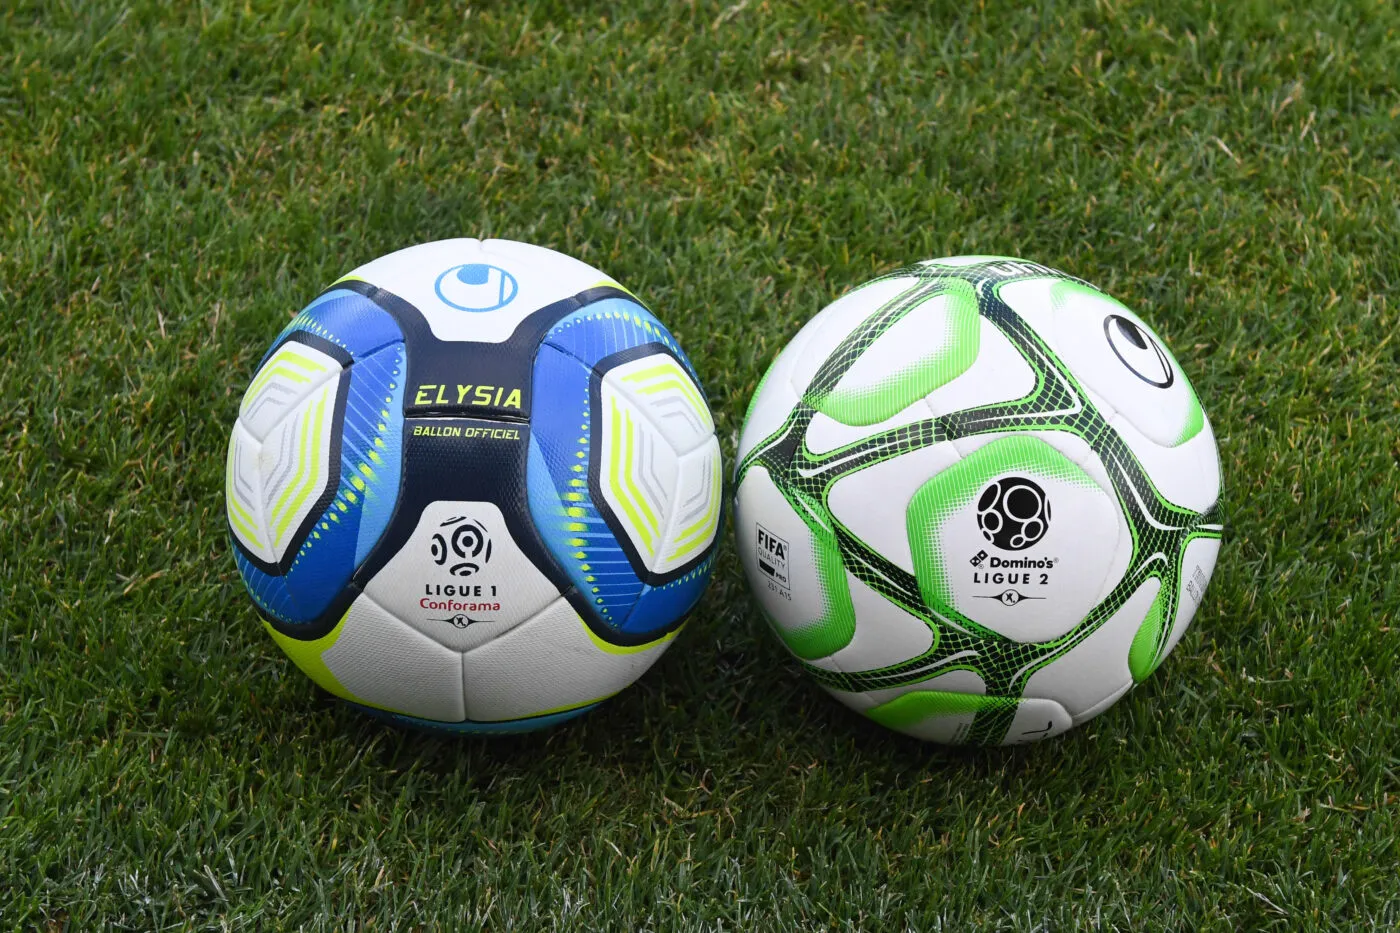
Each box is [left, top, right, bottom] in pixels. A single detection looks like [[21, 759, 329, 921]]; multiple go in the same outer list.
[[435, 263, 519, 312], [975, 477, 1051, 551], [430, 516, 493, 576], [1103, 313, 1174, 388]]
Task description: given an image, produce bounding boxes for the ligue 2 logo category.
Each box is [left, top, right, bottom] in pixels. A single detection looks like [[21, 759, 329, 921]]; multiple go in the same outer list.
[[975, 477, 1051, 551], [431, 516, 493, 577]]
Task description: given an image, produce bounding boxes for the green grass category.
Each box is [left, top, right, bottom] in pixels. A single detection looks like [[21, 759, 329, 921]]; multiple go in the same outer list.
[[3, 0, 1398, 928]]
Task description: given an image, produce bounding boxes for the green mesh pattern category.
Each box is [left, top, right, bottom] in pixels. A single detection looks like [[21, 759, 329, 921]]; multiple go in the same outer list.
[[808, 279, 980, 426], [1047, 278, 1205, 447], [782, 487, 857, 659], [736, 260, 1224, 745], [1127, 587, 1167, 683]]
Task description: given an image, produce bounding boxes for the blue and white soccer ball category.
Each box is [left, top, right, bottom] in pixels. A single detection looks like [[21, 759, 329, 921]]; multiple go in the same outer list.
[[225, 240, 722, 732]]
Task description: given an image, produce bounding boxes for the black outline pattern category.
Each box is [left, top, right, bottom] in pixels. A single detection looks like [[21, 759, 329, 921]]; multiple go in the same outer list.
[[736, 260, 1224, 745]]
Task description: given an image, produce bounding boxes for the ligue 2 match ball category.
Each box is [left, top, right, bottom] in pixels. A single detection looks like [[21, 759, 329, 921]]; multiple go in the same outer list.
[[225, 240, 722, 733], [734, 257, 1222, 745]]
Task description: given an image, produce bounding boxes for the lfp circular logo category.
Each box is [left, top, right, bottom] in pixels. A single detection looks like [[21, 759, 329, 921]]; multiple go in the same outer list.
[[435, 263, 519, 312], [976, 476, 1051, 551]]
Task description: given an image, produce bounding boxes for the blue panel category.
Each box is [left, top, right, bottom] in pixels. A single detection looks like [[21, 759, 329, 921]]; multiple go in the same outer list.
[[621, 554, 718, 634], [261, 288, 404, 367], [280, 344, 406, 620], [234, 549, 299, 621], [236, 291, 406, 627], [527, 343, 642, 627], [526, 299, 718, 642], [542, 296, 707, 390], [345, 344, 407, 567]]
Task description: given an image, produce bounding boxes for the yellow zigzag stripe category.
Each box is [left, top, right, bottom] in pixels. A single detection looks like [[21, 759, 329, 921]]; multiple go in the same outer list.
[[244, 348, 330, 402], [270, 388, 328, 542], [608, 397, 658, 556], [225, 438, 263, 547], [668, 454, 721, 560]]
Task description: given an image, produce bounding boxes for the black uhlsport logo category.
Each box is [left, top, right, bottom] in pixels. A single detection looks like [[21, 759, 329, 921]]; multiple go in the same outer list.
[[431, 516, 493, 577], [976, 477, 1051, 551], [1104, 314, 1174, 388]]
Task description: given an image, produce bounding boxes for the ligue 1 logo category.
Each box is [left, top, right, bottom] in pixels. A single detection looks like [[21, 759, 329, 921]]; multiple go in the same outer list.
[[435, 262, 519, 312], [430, 516, 493, 577]]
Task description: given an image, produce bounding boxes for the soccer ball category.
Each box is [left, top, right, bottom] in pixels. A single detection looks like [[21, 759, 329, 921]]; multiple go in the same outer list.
[[734, 257, 1222, 745], [225, 239, 722, 733]]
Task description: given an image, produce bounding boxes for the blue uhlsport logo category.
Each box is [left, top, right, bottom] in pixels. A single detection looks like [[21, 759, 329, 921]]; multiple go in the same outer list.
[[435, 263, 519, 312]]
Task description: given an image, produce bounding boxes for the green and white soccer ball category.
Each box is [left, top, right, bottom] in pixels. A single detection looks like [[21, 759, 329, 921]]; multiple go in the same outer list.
[[734, 257, 1223, 745]]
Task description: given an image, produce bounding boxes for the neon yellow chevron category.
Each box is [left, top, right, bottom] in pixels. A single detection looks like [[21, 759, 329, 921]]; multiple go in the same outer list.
[[224, 436, 264, 549], [607, 397, 660, 557], [667, 453, 722, 561], [269, 386, 331, 545], [242, 346, 337, 414], [624, 409, 661, 546], [620, 359, 709, 427]]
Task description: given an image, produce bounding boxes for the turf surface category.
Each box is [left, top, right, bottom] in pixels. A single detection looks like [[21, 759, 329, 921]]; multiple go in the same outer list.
[[3, 1, 1398, 929]]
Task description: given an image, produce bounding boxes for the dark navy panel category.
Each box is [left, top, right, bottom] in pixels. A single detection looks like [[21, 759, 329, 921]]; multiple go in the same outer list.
[[332, 279, 636, 422], [352, 416, 553, 587]]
